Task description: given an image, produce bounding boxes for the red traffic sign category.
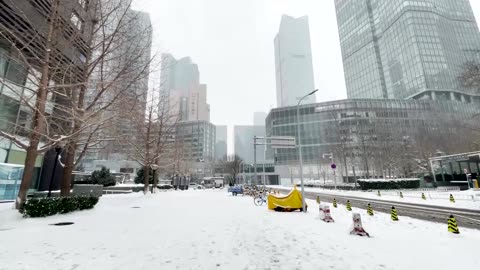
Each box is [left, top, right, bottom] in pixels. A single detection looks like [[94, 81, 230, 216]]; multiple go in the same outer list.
[[331, 164, 337, 170]]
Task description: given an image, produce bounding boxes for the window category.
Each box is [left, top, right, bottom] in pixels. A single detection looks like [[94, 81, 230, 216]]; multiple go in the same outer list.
[[120, 168, 134, 174], [70, 12, 83, 31]]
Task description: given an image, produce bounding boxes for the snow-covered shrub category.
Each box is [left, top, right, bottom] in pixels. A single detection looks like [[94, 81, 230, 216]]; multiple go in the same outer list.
[[357, 179, 420, 190], [90, 167, 116, 187], [21, 197, 99, 217]]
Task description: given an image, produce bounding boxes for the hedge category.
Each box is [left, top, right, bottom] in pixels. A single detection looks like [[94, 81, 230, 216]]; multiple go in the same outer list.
[[357, 179, 420, 190], [20, 196, 99, 217]]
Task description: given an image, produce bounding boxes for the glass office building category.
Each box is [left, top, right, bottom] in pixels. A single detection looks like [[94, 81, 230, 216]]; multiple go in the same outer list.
[[175, 121, 216, 162], [266, 99, 479, 178], [335, 0, 480, 100]]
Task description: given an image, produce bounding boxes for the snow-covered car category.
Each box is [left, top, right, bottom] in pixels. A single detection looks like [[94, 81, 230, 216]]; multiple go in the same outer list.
[[189, 183, 203, 190]]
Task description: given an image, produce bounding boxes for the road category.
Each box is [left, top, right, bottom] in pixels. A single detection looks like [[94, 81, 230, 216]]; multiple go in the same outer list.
[[275, 187, 480, 229]]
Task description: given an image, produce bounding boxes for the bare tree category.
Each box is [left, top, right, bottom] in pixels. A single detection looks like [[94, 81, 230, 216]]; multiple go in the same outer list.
[[222, 155, 243, 185], [459, 62, 480, 95]]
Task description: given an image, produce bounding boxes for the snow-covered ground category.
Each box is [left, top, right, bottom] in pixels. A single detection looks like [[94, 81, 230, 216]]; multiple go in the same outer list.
[[1, 190, 479, 270], [272, 186, 480, 210]]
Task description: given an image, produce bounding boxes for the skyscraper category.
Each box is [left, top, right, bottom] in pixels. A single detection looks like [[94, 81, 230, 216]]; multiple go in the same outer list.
[[215, 125, 227, 160], [335, 0, 480, 100], [160, 54, 209, 122], [274, 15, 316, 107]]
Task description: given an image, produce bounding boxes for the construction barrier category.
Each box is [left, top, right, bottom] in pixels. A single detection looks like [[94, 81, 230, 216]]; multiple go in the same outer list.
[[448, 215, 460, 234], [449, 194, 455, 203], [333, 198, 337, 208], [367, 203, 374, 216], [319, 205, 335, 223], [421, 193, 426, 200], [350, 213, 370, 237], [316, 196, 320, 204], [346, 200, 352, 211], [391, 206, 399, 221]]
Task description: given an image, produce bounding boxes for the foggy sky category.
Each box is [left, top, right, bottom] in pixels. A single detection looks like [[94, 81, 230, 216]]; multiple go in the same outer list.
[[133, 0, 480, 153]]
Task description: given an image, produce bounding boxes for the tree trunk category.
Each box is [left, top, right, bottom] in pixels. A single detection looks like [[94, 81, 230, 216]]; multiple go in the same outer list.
[[15, 0, 59, 209], [143, 165, 149, 194]]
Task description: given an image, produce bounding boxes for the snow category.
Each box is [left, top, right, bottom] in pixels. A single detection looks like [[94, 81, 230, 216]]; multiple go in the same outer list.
[[273, 186, 480, 210], [1, 190, 479, 270]]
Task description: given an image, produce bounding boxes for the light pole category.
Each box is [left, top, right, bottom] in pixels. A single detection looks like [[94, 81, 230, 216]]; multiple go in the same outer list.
[[297, 89, 318, 212], [48, 141, 65, 197], [150, 164, 159, 193]]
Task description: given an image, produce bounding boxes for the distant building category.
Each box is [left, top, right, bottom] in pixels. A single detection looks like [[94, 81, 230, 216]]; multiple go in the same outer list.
[[175, 121, 216, 162], [266, 99, 479, 182], [215, 125, 227, 160], [253, 112, 267, 126], [160, 54, 210, 122], [234, 125, 266, 163], [274, 15, 316, 107], [334, 0, 480, 100]]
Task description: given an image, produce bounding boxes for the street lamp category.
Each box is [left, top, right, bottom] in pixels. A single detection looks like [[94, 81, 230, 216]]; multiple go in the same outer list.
[[48, 141, 65, 197], [297, 89, 318, 213], [150, 164, 159, 193]]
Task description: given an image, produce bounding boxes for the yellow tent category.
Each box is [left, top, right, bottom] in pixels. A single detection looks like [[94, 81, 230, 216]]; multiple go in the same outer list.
[[267, 187, 306, 212]]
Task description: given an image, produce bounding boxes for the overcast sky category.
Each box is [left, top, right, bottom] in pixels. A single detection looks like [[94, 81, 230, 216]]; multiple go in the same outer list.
[[133, 0, 480, 152]]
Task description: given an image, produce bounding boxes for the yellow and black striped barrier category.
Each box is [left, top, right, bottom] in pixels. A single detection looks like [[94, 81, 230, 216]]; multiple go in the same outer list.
[[449, 194, 455, 203], [399, 191, 403, 198], [448, 215, 460, 234], [316, 196, 320, 204], [333, 198, 337, 208], [346, 200, 352, 211], [391, 206, 399, 221], [367, 203, 374, 216], [377, 190, 381, 197], [421, 193, 426, 200]]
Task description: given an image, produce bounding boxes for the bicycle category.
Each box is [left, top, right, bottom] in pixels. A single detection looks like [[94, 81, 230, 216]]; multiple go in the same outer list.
[[253, 191, 267, 206]]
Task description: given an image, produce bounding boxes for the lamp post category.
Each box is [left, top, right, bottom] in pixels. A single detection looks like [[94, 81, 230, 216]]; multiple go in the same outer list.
[[297, 89, 318, 213], [150, 164, 159, 193], [48, 141, 65, 197]]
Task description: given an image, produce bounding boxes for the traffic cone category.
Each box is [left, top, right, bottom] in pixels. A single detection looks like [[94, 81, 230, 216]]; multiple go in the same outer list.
[[399, 191, 403, 198], [367, 203, 374, 216], [449, 194, 455, 203], [319, 205, 334, 223], [391, 206, 399, 221], [377, 190, 381, 197], [346, 200, 352, 211], [421, 193, 426, 200], [333, 198, 337, 208], [350, 213, 370, 237], [448, 215, 460, 234], [316, 196, 320, 204]]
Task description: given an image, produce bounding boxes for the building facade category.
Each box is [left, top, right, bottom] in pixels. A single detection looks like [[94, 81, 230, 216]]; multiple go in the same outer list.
[[335, 0, 480, 100], [266, 99, 479, 181], [175, 121, 216, 162], [215, 125, 227, 160], [0, 0, 97, 197], [160, 54, 210, 122], [274, 15, 316, 107]]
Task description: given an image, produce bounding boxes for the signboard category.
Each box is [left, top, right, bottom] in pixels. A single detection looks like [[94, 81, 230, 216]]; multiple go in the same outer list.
[[270, 136, 296, 149]]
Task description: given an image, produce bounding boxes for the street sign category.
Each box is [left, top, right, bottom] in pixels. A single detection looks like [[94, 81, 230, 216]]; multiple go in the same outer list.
[[270, 136, 296, 149], [331, 163, 337, 170]]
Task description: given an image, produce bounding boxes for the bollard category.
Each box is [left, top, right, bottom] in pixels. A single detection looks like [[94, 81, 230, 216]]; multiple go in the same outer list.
[[350, 213, 370, 237], [391, 206, 399, 221], [421, 193, 426, 200], [367, 203, 374, 216], [346, 200, 352, 211], [377, 190, 381, 197], [449, 194, 455, 203], [319, 205, 335, 223], [448, 215, 460, 234], [399, 191, 403, 198], [316, 196, 320, 204], [333, 198, 337, 208]]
